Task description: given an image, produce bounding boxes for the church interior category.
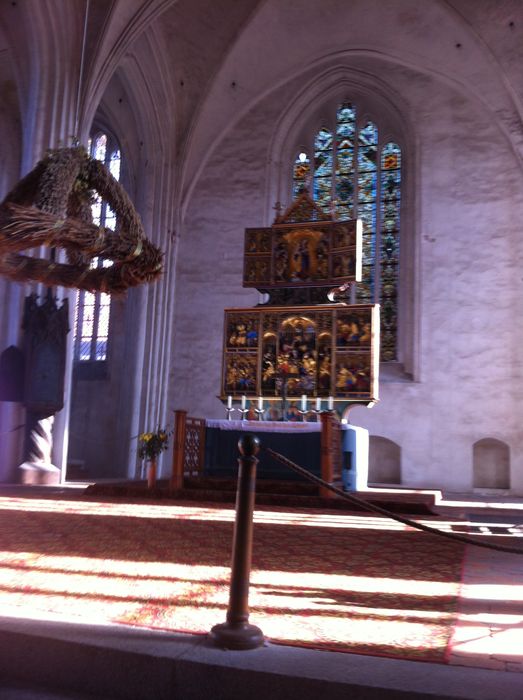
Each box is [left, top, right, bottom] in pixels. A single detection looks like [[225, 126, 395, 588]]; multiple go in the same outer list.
[[0, 0, 522, 697]]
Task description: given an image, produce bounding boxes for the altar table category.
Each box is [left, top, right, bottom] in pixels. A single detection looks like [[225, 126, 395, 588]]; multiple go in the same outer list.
[[204, 420, 321, 481], [203, 420, 369, 490]]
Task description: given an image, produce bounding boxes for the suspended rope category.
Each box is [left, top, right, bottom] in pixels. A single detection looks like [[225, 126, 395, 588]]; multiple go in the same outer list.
[[264, 447, 523, 556], [73, 0, 90, 142]]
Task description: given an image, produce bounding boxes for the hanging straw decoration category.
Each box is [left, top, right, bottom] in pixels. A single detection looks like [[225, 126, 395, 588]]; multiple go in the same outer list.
[[0, 0, 163, 294], [0, 146, 164, 293]]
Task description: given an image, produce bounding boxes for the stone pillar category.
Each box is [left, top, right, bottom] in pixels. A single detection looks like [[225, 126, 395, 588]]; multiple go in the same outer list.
[[18, 292, 69, 484], [20, 412, 60, 485]]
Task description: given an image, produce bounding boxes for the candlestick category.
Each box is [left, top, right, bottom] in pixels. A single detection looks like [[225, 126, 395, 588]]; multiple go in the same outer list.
[[253, 398, 264, 421], [311, 397, 322, 423], [238, 407, 249, 421], [298, 394, 309, 422]]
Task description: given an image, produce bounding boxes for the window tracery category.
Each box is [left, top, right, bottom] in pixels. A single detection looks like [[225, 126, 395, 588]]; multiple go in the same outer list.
[[73, 132, 121, 363], [292, 102, 401, 362]]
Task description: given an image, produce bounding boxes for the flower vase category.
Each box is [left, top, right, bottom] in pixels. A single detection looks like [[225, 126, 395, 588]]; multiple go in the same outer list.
[[147, 457, 157, 489]]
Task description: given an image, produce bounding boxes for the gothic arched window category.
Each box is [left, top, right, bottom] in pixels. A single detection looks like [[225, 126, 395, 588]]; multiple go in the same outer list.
[[73, 132, 121, 363], [292, 102, 402, 362]]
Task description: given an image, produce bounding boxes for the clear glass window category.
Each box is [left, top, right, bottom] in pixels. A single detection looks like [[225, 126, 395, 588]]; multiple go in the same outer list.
[[73, 133, 121, 363]]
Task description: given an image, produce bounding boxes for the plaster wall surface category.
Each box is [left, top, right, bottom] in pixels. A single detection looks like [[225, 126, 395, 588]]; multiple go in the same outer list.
[[171, 8, 523, 493], [180, 0, 523, 204], [1, 0, 523, 492]]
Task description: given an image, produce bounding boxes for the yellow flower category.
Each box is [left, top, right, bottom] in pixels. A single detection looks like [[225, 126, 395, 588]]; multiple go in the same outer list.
[[136, 427, 172, 460]]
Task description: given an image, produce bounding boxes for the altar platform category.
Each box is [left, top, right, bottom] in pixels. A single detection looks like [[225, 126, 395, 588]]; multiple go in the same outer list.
[[87, 415, 439, 514], [85, 478, 441, 516]]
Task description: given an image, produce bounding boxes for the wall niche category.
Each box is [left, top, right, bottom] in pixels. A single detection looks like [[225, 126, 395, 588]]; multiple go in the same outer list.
[[473, 438, 510, 490], [368, 436, 401, 485]]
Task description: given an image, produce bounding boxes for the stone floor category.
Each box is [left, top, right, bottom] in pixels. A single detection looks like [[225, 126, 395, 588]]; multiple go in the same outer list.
[[0, 485, 521, 699], [435, 493, 523, 673]]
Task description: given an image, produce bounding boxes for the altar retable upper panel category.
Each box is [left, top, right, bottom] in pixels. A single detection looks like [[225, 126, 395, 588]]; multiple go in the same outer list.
[[243, 191, 362, 293]]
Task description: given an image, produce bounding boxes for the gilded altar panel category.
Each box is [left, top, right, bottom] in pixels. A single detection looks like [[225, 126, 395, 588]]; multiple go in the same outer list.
[[243, 220, 362, 290], [221, 304, 379, 403]]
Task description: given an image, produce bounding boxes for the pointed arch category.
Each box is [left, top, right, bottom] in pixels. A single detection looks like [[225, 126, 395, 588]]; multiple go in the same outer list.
[[266, 67, 416, 375]]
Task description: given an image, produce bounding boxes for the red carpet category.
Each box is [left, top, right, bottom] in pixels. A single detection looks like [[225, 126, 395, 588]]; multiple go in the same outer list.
[[0, 493, 465, 663]]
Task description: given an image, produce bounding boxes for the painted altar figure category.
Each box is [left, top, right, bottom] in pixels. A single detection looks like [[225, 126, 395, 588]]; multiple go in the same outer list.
[[225, 355, 257, 393], [293, 239, 310, 279], [318, 354, 331, 391], [336, 364, 356, 391], [359, 322, 372, 345], [285, 401, 301, 421], [279, 229, 325, 282], [277, 315, 317, 394]]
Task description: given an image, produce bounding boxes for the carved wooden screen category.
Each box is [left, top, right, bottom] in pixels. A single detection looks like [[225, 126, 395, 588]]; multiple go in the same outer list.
[[184, 417, 206, 476]]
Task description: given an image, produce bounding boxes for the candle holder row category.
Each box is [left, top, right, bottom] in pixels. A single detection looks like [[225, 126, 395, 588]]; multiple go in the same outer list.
[[224, 396, 335, 421]]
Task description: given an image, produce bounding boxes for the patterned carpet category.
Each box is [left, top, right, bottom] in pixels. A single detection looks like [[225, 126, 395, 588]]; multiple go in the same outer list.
[[0, 493, 465, 663]]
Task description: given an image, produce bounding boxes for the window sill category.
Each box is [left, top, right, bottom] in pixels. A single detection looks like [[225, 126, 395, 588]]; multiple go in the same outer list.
[[379, 362, 413, 383]]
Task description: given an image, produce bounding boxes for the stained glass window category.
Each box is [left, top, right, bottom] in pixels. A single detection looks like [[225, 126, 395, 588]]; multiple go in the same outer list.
[[313, 128, 333, 213], [335, 103, 356, 221], [380, 143, 401, 361], [357, 120, 378, 308], [292, 152, 311, 197], [294, 103, 402, 361], [74, 132, 121, 363]]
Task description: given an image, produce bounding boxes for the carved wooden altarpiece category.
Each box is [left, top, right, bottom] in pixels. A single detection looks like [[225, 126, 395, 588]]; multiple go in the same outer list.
[[244, 191, 362, 305], [221, 191, 380, 406]]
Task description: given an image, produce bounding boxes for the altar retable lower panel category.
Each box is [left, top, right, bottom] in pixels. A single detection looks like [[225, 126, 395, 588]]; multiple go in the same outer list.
[[222, 303, 380, 404]]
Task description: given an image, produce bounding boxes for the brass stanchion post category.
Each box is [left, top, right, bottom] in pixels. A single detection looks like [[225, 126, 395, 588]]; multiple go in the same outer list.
[[210, 434, 264, 649]]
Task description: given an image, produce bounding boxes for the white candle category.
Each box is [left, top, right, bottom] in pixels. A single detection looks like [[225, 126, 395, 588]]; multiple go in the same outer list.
[[301, 394, 307, 411], [328, 396, 334, 410], [227, 395, 232, 409], [258, 396, 263, 410], [241, 395, 246, 410], [315, 397, 321, 411]]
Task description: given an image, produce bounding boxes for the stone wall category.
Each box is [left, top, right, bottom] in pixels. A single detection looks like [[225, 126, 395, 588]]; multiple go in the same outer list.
[[1, 0, 522, 492], [170, 0, 523, 494]]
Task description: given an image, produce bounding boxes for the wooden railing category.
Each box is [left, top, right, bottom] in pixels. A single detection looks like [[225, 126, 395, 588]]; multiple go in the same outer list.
[[320, 411, 342, 498], [171, 410, 206, 489], [184, 416, 206, 476]]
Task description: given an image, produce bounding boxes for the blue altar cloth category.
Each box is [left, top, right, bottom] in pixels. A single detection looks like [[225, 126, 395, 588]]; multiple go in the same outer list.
[[204, 420, 369, 490], [204, 420, 321, 481]]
